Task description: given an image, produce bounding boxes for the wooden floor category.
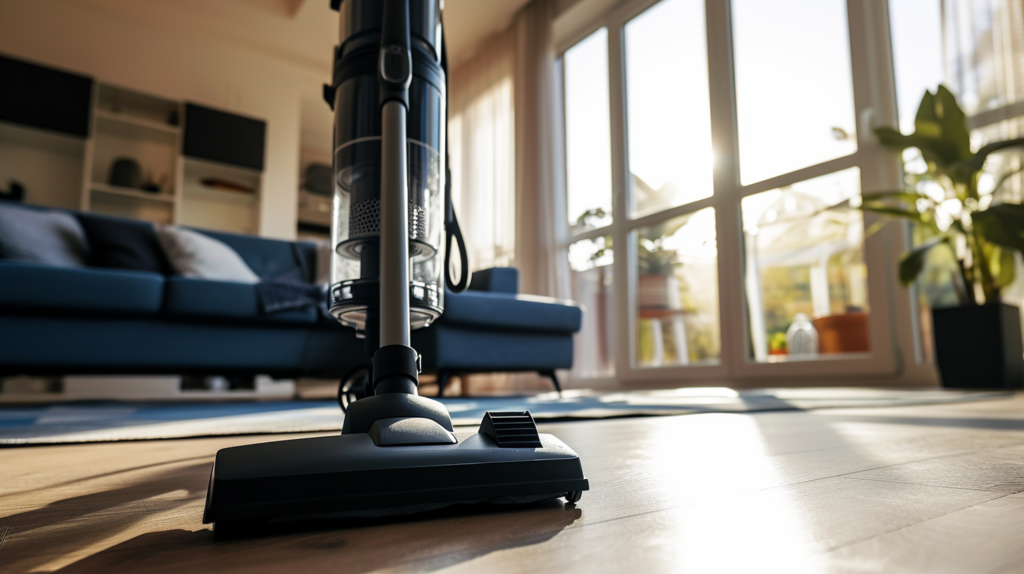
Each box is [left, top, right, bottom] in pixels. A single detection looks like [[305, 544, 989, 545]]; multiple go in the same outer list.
[[2, 394, 1024, 573]]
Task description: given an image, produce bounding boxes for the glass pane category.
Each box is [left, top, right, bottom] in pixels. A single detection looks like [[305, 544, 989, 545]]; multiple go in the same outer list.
[[635, 207, 720, 367], [890, 0, 1024, 120], [888, 0, 944, 134], [732, 0, 858, 184], [741, 168, 869, 362], [624, 0, 713, 216], [565, 28, 613, 233], [569, 237, 615, 378]]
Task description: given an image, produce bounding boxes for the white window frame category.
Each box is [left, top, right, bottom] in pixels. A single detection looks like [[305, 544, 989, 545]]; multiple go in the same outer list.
[[555, 0, 933, 388]]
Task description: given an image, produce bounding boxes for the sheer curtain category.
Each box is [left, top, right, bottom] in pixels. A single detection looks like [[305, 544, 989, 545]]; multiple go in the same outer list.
[[447, 0, 562, 297], [444, 0, 565, 394], [448, 27, 516, 274]]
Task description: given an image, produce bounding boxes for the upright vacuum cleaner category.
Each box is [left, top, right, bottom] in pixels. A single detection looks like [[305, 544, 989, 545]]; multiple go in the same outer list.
[[202, 0, 588, 531]]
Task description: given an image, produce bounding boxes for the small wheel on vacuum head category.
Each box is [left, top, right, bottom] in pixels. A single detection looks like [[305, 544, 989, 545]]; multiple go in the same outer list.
[[338, 366, 372, 413], [565, 491, 583, 503], [212, 520, 248, 539]]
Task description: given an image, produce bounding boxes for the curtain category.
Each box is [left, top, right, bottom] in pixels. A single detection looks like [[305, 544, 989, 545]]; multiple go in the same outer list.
[[448, 26, 516, 274], [447, 0, 563, 297], [514, 0, 565, 298], [443, 0, 565, 394]]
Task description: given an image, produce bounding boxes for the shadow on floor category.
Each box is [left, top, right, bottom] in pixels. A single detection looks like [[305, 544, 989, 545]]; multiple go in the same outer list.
[[54, 500, 582, 573]]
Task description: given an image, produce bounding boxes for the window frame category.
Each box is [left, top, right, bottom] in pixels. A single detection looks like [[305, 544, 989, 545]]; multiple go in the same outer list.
[[555, 0, 925, 387]]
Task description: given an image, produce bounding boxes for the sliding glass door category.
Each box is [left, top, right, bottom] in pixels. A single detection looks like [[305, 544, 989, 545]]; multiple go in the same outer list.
[[559, 0, 906, 386]]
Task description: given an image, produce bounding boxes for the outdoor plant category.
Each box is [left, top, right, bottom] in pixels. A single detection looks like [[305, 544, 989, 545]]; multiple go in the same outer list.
[[860, 85, 1024, 305]]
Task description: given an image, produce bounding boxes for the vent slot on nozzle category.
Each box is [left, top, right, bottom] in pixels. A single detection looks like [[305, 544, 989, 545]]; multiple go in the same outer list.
[[479, 411, 543, 448]]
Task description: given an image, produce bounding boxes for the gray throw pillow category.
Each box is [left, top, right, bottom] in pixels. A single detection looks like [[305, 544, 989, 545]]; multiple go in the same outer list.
[[0, 203, 90, 267], [154, 225, 260, 284]]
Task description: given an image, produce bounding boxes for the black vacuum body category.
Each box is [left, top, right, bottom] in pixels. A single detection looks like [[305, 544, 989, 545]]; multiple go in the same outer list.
[[327, 0, 446, 334], [203, 0, 588, 531]]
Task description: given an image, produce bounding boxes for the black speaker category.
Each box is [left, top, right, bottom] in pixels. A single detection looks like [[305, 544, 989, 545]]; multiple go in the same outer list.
[[182, 103, 266, 170], [0, 54, 93, 137]]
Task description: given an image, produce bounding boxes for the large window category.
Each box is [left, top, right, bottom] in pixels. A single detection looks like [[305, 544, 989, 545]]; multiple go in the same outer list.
[[559, 0, 906, 385]]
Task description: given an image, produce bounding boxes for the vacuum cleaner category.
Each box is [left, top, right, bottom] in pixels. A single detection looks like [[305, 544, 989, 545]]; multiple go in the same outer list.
[[202, 0, 588, 531]]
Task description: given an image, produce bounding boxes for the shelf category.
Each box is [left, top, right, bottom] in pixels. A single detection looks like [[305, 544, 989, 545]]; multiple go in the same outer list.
[[183, 181, 257, 204], [0, 120, 85, 155], [96, 83, 180, 128], [183, 156, 262, 186], [95, 112, 179, 145], [91, 182, 176, 203], [95, 109, 180, 135]]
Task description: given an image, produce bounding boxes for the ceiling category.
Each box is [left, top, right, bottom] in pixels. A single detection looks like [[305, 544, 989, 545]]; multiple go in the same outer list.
[[68, 0, 533, 152], [74, 0, 532, 74]]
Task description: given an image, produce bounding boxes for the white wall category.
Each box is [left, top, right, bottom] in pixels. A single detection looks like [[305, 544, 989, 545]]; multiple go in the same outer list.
[[0, 0, 334, 239]]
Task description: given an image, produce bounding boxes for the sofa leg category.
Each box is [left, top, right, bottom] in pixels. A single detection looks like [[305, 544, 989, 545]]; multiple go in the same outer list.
[[539, 370, 562, 396], [436, 370, 452, 397]]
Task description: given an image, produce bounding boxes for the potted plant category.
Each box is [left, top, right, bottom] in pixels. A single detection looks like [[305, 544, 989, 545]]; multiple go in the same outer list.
[[860, 85, 1024, 388]]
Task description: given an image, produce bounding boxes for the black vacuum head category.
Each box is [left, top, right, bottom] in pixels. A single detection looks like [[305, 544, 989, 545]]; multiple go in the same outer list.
[[203, 424, 589, 527]]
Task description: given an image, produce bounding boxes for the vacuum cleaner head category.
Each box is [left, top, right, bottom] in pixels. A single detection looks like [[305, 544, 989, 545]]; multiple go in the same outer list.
[[203, 412, 589, 527]]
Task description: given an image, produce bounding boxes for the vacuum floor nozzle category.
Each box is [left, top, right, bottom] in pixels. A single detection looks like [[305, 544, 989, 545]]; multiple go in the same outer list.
[[203, 417, 589, 528]]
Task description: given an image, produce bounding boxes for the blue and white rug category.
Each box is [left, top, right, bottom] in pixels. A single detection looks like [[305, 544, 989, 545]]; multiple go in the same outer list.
[[0, 388, 1010, 445]]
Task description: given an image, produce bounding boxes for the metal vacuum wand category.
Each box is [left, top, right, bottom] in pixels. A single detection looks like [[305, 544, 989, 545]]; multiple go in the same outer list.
[[373, 0, 419, 395]]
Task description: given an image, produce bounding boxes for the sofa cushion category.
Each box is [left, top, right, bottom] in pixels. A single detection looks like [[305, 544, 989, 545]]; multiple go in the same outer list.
[[0, 202, 89, 267], [414, 325, 574, 371], [468, 268, 519, 294], [0, 261, 164, 314], [164, 277, 317, 324], [155, 226, 260, 283], [440, 291, 582, 334], [75, 212, 173, 274], [194, 229, 316, 282]]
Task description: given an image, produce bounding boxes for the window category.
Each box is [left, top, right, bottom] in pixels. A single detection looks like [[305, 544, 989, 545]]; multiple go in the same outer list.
[[564, 28, 613, 233], [732, 0, 858, 184], [624, 0, 714, 216], [558, 0, 904, 385]]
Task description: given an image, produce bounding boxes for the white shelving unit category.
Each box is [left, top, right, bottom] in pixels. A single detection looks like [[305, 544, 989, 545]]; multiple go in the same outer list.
[[80, 83, 183, 225], [181, 156, 261, 235], [3, 80, 263, 233]]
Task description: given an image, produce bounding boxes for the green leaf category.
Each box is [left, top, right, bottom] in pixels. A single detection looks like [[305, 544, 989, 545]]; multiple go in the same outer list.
[[914, 90, 939, 134], [876, 87, 973, 172], [858, 202, 926, 224], [874, 127, 916, 149], [860, 191, 931, 205], [933, 85, 972, 162], [898, 235, 949, 286], [974, 203, 1024, 253], [998, 247, 1016, 289], [961, 137, 1024, 173]]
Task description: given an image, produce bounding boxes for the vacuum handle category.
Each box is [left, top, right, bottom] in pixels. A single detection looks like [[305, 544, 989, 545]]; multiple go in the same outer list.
[[444, 159, 470, 293], [379, 0, 412, 109], [438, 11, 470, 293]]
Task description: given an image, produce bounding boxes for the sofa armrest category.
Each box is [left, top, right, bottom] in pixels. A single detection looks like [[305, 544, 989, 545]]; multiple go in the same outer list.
[[468, 267, 519, 294]]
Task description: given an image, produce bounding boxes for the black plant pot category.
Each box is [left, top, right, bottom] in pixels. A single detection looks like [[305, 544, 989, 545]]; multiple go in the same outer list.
[[932, 303, 1024, 389]]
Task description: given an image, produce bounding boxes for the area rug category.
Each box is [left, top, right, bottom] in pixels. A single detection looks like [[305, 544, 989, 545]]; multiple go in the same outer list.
[[0, 388, 1011, 445]]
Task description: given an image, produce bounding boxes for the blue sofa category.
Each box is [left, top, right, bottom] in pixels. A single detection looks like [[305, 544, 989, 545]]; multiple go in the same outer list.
[[0, 206, 583, 388]]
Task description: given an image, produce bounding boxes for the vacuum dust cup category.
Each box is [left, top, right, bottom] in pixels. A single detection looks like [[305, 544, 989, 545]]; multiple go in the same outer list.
[[327, 0, 446, 333]]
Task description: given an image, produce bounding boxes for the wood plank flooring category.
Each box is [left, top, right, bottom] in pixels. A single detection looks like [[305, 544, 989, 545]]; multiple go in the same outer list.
[[1, 394, 1023, 573]]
